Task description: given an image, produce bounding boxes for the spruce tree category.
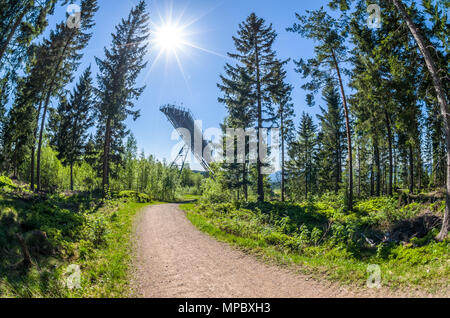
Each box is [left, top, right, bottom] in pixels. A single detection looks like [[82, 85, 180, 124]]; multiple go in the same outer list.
[[0, 77, 8, 158], [317, 80, 345, 194], [220, 13, 280, 202], [0, 0, 58, 67], [48, 67, 95, 191], [287, 113, 317, 200], [288, 8, 354, 210], [330, 0, 449, 241], [2, 76, 37, 177], [271, 60, 295, 202], [346, 2, 398, 197], [33, 0, 98, 191], [122, 134, 138, 191], [95, 0, 149, 193], [218, 64, 255, 200]]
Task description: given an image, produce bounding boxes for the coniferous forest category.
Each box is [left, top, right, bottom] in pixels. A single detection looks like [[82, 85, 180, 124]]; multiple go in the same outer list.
[[0, 0, 448, 299]]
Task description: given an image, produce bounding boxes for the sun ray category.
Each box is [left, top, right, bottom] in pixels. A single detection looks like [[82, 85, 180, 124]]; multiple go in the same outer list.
[[180, 41, 227, 58], [173, 50, 191, 93], [144, 48, 166, 81], [146, 0, 226, 89]]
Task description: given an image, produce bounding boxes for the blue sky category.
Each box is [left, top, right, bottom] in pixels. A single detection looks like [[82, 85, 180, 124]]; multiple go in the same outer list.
[[47, 0, 334, 170]]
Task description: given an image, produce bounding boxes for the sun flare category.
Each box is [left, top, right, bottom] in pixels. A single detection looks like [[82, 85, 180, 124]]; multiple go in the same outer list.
[[146, 5, 226, 86], [154, 23, 186, 53]]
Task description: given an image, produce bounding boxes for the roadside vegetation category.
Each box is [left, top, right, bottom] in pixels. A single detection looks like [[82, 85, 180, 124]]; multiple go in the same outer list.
[[0, 176, 165, 297], [181, 191, 449, 294]]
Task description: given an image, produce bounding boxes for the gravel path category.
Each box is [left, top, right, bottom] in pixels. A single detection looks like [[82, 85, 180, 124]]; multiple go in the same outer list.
[[131, 204, 433, 298]]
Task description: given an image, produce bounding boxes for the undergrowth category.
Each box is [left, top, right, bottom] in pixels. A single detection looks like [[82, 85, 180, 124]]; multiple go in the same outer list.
[[0, 177, 158, 298], [181, 195, 449, 294]]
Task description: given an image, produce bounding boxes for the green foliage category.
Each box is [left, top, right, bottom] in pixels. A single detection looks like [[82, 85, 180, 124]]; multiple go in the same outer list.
[[0, 175, 17, 190], [113, 148, 183, 202], [118, 190, 151, 203], [185, 194, 449, 291], [201, 177, 232, 203], [286, 113, 318, 200], [218, 13, 282, 202], [38, 145, 66, 192], [0, 185, 157, 297], [48, 66, 95, 191], [95, 1, 149, 190]]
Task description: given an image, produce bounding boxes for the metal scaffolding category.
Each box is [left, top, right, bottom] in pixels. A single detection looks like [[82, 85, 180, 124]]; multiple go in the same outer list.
[[160, 104, 212, 173]]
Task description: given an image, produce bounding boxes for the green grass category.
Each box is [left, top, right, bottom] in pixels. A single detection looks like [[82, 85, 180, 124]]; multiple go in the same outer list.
[[68, 200, 163, 298], [180, 200, 450, 295], [0, 180, 164, 298]]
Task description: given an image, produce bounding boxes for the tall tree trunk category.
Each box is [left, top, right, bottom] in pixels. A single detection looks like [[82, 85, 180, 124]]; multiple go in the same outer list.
[[30, 99, 43, 190], [409, 143, 414, 194], [385, 110, 393, 196], [102, 117, 112, 195], [336, 138, 340, 194], [305, 162, 308, 200], [35, 33, 73, 192], [281, 116, 285, 202], [433, 156, 438, 187], [331, 49, 353, 211], [70, 162, 74, 191], [254, 33, 264, 203], [374, 137, 381, 197], [393, 146, 397, 190], [36, 90, 52, 192], [370, 162, 374, 196], [357, 145, 361, 197], [0, 8, 28, 62], [242, 162, 248, 201], [417, 147, 422, 192], [391, 0, 449, 241]]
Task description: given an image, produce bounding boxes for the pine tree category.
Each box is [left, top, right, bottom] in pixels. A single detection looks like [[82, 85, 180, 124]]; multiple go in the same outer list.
[[122, 134, 138, 191], [271, 60, 295, 202], [218, 64, 255, 200], [219, 117, 249, 201], [330, 0, 449, 241], [0, 77, 8, 160], [48, 67, 95, 191], [95, 0, 149, 194], [425, 99, 446, 187], [0, 0, 58, 67], [287, 113, 317, 200], [317, 80, 346, 194], [2, 76, 37, 177], [346, 2, 398, 197], [288, 8, 354, 210], [33, 0, 98, 191], [221, 13, 280, 203]]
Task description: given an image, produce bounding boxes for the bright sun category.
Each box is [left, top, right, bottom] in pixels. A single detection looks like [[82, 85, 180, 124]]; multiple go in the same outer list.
[[147, 8, 225, 85], [154, 24, 186, 53]]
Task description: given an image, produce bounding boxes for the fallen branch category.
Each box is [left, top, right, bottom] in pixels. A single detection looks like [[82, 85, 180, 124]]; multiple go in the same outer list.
[[16, 233, 32, 268]]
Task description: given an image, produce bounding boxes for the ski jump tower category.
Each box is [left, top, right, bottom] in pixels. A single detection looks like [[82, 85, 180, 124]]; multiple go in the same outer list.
[[160, 104, 212, 173]]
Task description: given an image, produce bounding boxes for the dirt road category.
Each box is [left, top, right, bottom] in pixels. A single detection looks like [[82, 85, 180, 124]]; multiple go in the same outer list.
[[131, 204, 425, 298]]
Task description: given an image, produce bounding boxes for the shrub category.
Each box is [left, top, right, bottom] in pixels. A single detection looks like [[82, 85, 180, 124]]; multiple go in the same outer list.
[[201, 178, 232, 203], [0, 176, 17, 190], [118, 191, 151, 203]]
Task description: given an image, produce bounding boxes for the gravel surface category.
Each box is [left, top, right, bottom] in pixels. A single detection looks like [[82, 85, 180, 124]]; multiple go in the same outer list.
[[131, 204, 438, 298]]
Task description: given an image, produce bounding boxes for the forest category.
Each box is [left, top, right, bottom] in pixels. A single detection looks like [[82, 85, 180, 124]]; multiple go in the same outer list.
[[0, 0, 449, 297]]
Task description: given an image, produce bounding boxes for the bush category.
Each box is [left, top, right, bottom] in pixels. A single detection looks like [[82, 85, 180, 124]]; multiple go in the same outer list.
[[0, 176, 17, 190], [201, 178, 232, 203], [118, 191, 151, 203]]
